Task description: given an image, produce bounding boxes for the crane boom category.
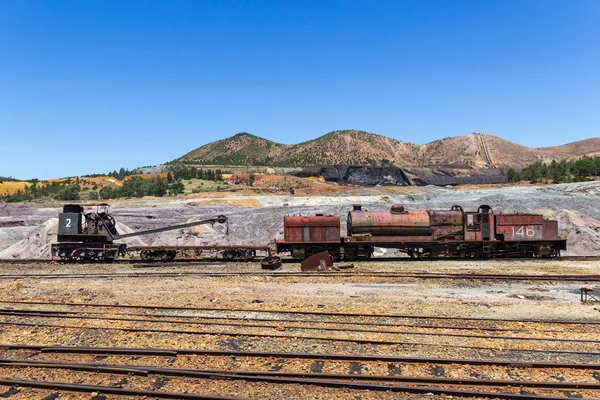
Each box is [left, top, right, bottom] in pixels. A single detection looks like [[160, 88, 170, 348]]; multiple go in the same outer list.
[[114, 215, 228, 240]]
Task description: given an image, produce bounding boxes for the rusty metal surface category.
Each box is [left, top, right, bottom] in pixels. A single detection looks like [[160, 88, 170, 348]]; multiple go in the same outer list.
[[0, 378, 241, 400], [283, 215, 340, 243], [300, 251, 333, 271], [344, 235, 435, 243], [495, 214, 544, 226], [129, 245, 270, 251], [431, 226, 464, 240], [260, 256, 282, 270], [495, 214, 543, 241], [6, 343, 600, 366], [542, 220, 560, 240], [348, 210, 431, 236], [0, 365, 577, 400], [428, 210, 463, 225]]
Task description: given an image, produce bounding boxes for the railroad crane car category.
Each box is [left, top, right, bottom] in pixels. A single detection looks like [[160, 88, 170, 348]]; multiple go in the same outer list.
[[51, 204, 227, 261], [275, 204, 566, 260]]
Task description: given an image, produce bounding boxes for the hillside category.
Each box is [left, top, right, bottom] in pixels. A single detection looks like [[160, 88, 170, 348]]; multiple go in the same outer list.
[[179, 133, 289, 166], [177, 130, 600, 168], [281, 130, 420, 167]]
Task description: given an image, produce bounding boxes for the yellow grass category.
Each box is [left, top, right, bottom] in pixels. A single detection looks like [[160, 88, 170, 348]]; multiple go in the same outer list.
[[0, 181, 30, 195]]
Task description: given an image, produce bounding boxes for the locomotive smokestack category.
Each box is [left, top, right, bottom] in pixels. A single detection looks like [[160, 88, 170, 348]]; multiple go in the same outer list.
[[353, 204, 362, 211]]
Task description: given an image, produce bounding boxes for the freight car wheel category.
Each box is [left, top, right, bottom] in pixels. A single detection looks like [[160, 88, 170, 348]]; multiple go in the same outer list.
[[223, 250, 235, 261], [243, 250, 256, 261], [163, 251, 176, 261]]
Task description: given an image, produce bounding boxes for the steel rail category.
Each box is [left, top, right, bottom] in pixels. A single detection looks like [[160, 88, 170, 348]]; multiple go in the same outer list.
[[2, 255, 600, 264], [0, 309, 597, 345], [0, 319, 597, 357], [1, 299, 598, 325], [4, 344, 600, 369], [0, 307, 585, 334], [0, 378, 244, 399], [0, 361, 591, 400], [2, 357, 600, 391], [1, 271, 600, 281]]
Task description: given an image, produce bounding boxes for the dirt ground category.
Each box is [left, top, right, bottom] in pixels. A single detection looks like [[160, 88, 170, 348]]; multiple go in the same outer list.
[[1, 259, 598, 321], [0, 259, 600, 399]]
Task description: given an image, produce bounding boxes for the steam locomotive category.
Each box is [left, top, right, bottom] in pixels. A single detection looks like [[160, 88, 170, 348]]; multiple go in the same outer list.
[[275, 204, 566, 260]]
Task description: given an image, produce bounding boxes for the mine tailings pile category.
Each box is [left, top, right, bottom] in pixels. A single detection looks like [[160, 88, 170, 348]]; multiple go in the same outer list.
[[292, 165, 507, 186]]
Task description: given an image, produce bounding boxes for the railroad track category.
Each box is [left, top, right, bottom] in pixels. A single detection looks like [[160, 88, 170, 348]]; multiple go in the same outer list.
[[0, 300, 599, 357], [1, 270, 600, 281], [1, 255, 599, 265], [2, 298, 599, 325], [0, 344, 598, 399], [1, 301, 599, 398]]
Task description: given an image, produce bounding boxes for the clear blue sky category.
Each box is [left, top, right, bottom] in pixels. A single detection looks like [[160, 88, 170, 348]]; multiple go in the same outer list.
[[1, 0, 598, 179]]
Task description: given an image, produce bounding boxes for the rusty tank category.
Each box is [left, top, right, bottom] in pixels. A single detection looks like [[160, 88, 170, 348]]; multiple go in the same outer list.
[[347, 204, 463, 237], [283, 215, 341, 242]]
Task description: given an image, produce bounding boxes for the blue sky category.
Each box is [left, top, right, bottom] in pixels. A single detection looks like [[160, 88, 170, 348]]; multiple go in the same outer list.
[[1, 0, 598, 179]]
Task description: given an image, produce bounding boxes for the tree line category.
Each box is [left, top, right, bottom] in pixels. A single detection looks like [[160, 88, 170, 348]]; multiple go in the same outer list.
[[166, 165, 225, 181], [0, 180, 82, 202], [94, 176, 184, 199], [506, 156, 600, 184]]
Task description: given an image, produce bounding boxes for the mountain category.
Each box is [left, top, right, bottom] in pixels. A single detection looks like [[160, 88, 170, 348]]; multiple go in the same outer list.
[[178, 132, 288, 166], [177, 130, 600, 168]]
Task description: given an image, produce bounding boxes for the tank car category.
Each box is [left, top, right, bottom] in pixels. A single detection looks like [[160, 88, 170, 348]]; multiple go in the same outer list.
[[274, 214, 342, 260]]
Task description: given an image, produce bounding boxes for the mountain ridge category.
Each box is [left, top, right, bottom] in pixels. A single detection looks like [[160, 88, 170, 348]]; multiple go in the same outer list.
[[177, 130, 600, 168]]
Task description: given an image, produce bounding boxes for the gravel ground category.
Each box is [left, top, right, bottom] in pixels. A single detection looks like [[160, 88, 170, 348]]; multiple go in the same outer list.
[[0, 259, 599, 398]]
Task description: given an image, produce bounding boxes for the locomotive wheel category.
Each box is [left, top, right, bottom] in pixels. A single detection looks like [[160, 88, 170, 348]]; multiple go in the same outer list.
[[140, 250, 151, 261], [344, 249, 358, 261], [468, 248, 480, 258]]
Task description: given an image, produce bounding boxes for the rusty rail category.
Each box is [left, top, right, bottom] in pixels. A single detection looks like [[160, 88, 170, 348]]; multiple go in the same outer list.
[[0, 378, 242, 399], [0, 306, 588, 334], [2, 271, 600, 281], [0, 309, 597, 345], [0, 316, 598, 357], [1, 299, 599, 325], [0, 357, 597, 397], [3, 344, 600, 369]]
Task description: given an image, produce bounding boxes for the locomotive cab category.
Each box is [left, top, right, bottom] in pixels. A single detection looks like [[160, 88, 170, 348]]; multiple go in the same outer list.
[[464, 205, 494, 242]]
